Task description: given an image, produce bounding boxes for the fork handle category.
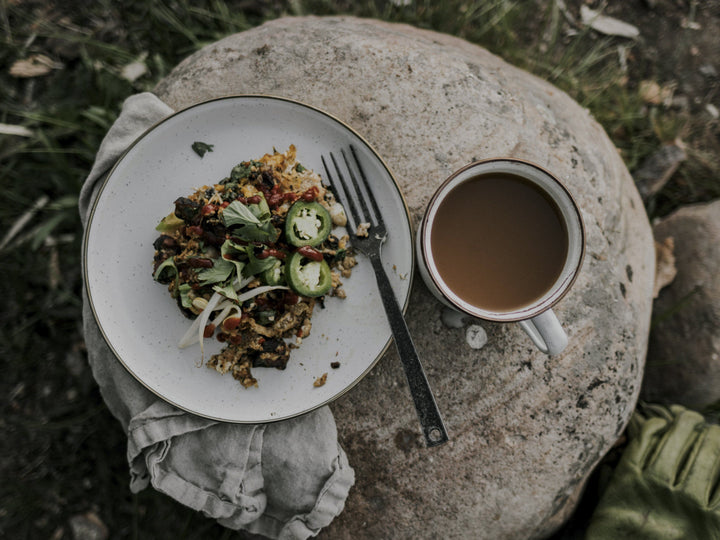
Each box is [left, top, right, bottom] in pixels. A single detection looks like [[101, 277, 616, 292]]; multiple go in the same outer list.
[[369, 253, 449, 447]]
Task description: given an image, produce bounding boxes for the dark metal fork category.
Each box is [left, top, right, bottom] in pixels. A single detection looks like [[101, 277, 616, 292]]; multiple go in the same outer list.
[[322, 145, 449, 448]]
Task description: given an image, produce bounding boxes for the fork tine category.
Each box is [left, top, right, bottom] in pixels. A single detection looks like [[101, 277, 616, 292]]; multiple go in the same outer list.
[[331, 151, 367, 226], [340, 148, 376, 226], [322, 152, 360, 233], [330, 153, 367, 231], [348, 144, 384, 227]]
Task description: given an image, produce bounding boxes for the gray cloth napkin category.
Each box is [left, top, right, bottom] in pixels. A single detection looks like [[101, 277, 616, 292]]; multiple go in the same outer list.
[[79, 92, 355, 539]]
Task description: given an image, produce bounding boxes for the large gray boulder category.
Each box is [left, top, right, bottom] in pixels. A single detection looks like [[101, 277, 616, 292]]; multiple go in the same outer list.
[[643, 200, 720, 409], [154, 16, 655, 539]]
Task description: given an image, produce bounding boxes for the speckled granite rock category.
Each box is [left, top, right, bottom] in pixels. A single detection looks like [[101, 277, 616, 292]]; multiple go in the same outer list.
[[643, 200, 720, 409], [154, 16, 655, 540]]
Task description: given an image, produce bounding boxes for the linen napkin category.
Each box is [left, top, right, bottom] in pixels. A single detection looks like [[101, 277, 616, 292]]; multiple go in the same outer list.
[[79, 92, 354, 539]]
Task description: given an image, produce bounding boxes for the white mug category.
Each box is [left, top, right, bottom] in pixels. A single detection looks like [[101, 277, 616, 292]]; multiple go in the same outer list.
[[416, 158, 585, 356]]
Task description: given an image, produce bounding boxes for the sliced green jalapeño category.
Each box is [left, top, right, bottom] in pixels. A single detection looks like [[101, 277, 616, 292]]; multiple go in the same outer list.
[[284, 201, 332, 247], [286, 251, 332, 297]]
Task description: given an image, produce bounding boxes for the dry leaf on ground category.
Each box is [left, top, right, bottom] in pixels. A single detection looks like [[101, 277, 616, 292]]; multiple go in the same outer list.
[[9, 54, 64, 77], [0, 123, 34, 137], [639, 80, 675, 105], [580, 6, 640, 39], [121, 52, 149, 82]]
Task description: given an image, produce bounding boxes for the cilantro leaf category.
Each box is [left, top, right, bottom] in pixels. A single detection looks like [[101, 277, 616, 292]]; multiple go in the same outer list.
[[191, 141, 214, 157], [248, 195, 271, 222], [229, 160, 261, 181], [196, 257, 235, 285], [153, 257, 177, 282], [220, 240, 248, 278], [155, 211, 184, 233], [222, 200, 261, 227], [221, 197, 278, 242], [243, 248, 279, 277], [232, 221, 278, 243], [213, 281, 239, 302], [178, 283, 194, 308]]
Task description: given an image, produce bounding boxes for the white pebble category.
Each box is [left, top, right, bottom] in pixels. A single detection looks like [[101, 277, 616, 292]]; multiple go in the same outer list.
[[466, 324, 488, 349]]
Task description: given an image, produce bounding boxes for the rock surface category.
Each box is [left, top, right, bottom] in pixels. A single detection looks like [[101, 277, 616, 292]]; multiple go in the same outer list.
[[154, 16, 655, 540], [643, 201, 720, 409]]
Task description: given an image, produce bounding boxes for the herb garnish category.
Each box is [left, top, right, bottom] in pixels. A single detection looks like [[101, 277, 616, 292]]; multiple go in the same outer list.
[[191, 141, 214, 157]]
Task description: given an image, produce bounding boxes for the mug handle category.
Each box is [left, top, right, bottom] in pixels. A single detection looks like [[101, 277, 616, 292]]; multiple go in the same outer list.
[[518, 309, 568, 356]]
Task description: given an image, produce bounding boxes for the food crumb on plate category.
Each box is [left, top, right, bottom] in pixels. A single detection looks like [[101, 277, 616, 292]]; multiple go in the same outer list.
[[313, 373, 328, 387], [356, 222, 370, 237]]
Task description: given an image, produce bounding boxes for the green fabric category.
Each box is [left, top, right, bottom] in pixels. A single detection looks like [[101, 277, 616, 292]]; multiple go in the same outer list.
[[586, 404, 720, 540]]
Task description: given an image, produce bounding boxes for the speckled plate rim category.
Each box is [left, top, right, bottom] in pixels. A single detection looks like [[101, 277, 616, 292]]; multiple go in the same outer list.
[[82, 94, 414, 424]]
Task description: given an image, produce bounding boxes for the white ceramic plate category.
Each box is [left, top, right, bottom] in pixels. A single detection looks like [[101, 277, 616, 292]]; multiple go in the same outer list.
[[84, 95, 413, 423]]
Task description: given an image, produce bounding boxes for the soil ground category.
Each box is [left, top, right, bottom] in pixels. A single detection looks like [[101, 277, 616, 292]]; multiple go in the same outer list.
[[600, 0, 719, 108], [564, 0, 720, 216]]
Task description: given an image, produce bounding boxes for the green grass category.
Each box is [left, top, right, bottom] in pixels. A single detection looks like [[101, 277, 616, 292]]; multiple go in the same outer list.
[[2, 0, 718, 538]]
